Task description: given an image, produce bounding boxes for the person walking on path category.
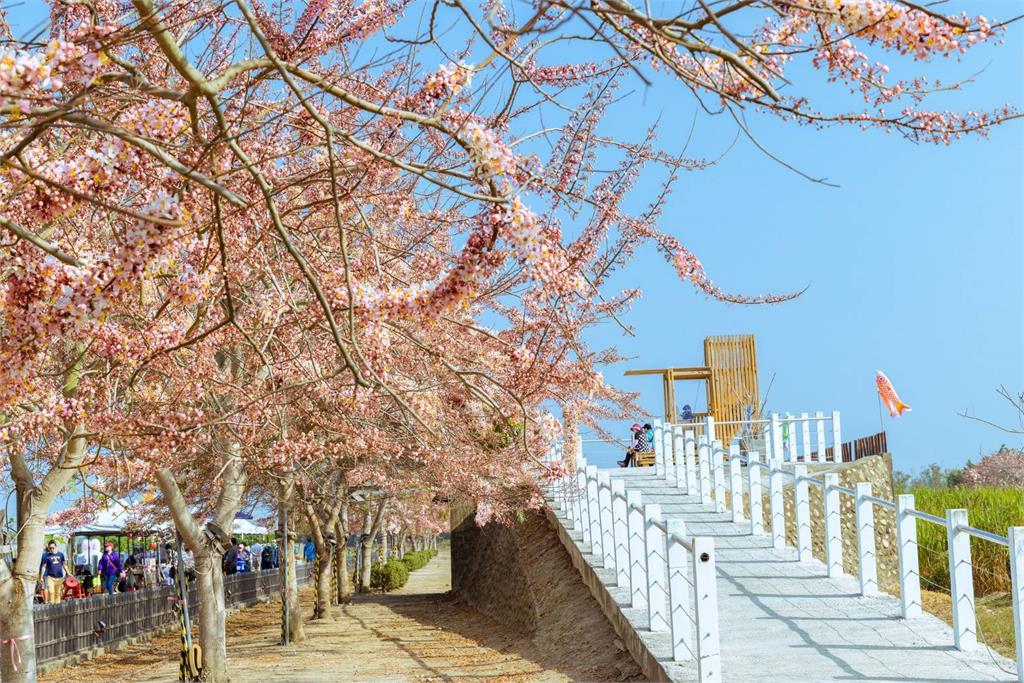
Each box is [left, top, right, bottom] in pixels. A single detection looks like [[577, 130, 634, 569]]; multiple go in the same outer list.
[[97, 541, 124, 595], [39, 540, 72, 603]]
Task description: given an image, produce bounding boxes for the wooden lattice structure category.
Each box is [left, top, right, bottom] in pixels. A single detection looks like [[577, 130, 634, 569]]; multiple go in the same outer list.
[[625, 334, 760, 445]]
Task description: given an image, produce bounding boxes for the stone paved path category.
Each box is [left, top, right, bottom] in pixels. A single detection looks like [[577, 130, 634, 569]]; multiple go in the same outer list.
[[576, 469, 1018, 682], [52, 547, 620, 682]]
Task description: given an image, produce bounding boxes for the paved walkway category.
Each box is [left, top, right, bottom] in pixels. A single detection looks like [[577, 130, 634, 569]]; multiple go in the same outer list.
[[569, 469, 1018, 682], [53, 547, 612, 682]]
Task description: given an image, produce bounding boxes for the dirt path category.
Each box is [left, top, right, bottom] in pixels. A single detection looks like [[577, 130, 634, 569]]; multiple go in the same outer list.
[[48, 547, 626, 682]]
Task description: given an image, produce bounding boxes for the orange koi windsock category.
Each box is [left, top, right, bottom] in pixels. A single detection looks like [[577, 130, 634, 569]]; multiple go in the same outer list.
[[876, 371, 911, 417]]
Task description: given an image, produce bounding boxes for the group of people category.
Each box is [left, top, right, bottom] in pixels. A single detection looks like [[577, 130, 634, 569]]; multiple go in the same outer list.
[[618, 422, 655, 467], [222, 538, 279, 574], [38, 539, 150, 603]]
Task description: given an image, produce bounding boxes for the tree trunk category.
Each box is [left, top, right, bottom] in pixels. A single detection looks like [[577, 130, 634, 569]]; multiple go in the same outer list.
[[278, 478, 305, 643], [313, 554, 332, 618], [0, 554, 36, 683], [380, 531, 389, 562], [1, 424, 87, 682], [193, 550, 228, 682], [335, 518, 349, 603], [397, 531, 407, 559]]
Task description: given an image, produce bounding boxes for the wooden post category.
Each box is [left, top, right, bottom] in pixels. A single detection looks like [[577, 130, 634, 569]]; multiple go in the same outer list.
[[770, 458, 785, 549], [946, 508, 976, 651], [794, 464, 812, 562], [692, 537, 722, 683], [896, 494, 922, 618], [698, 436, 713, 505], [612, 480, 630, 590], [712, 440, 726, 513], [856, 483, 878, 596], [667, 519, 692, 662], [747, 452, 764, 535], [824, 473, 843, 578], [627, 491, 647, 611], [645, 505, 669, 632]]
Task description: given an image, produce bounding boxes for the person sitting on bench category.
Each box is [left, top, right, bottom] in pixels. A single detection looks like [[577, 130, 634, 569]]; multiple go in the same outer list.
[[618, 423, 650, 467]]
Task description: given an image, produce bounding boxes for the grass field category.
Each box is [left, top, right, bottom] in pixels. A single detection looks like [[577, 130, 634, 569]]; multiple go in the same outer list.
[[904, 486, 1024, 595]]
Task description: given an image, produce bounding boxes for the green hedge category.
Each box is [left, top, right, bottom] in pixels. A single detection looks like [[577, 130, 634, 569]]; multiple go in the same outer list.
[[401, 549, 435, 572], [370, 558, 409, 591]]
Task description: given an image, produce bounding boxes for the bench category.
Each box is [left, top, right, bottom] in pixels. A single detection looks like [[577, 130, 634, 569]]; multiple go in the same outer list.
[[634, 450, 656, 467]]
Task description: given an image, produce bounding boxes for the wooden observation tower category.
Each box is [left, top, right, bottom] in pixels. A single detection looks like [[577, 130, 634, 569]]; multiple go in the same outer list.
[[625, 334, 760, 445]]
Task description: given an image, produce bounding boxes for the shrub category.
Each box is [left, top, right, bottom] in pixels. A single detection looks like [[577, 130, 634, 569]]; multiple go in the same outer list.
[[908, 486, 1024, 595], [370, 558, 409, 592], [401, 550, 434, 571]]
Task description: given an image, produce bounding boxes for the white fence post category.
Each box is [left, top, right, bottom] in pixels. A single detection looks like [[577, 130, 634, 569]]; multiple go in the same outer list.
[[666, 520, 692, 662], [698, 436, 713, 505], [769, 458, 785, 549], [794, 464, 812, 562], [814, 411, 826, 463], [831, 410, 842, 462], [611, 480, 630, 590], [685, 430, 699, 496], [823, 473, 843, 578], [896, 494, 922, 619], [785, 413, 797, 463], [692, 537, 722, 683], [800, 412, 811, 462], [664, 427, 675, 483], [598, 473, 615, 572], [586, 466, 603, 561], [705, 415, 716, 445], [855, 482, 878, 596], [770, 412, 783, 464], [712, 440, 726, 513], [654, 419, 665, 477], [747, 451, 764, 535], [645, 505, 669, 632], [673, 425, 687, 491], [946, 508, 977, 651], [1008, 526, 1024, 681], [627, 490, 647, 610], [577, 465, 591, 546], [729, 450, 744, 523]]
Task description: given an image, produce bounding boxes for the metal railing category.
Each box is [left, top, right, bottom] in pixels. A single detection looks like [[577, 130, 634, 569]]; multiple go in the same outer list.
[[618, 423, 1024, 681], [545, 444, 721, 682]]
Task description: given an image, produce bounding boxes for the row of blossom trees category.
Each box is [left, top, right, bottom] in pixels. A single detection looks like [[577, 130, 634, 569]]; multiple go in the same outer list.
[[1, 0, 1017, 680]]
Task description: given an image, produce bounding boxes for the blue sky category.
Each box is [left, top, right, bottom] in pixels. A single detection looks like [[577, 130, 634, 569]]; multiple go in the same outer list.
[[575, 5, 1024, 472]]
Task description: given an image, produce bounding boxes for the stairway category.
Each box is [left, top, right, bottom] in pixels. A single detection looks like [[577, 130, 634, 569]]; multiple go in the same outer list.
[[553, 468, 1018, 683]]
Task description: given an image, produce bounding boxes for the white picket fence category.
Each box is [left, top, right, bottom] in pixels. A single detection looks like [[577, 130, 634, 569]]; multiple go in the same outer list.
[[550, 417, 1024, 682], [545, 441, 722, 682]]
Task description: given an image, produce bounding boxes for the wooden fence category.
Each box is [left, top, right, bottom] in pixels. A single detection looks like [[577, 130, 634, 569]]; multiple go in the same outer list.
[[34, 563, 312, 665], [816, 431, 888, 463]]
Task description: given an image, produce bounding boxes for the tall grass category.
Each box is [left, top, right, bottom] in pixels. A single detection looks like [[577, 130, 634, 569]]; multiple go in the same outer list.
[[906, 487, 1024, 595]]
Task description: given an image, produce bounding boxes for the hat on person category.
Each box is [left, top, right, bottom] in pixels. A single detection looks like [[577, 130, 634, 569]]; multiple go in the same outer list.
[[630, 423, 642, 431]]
